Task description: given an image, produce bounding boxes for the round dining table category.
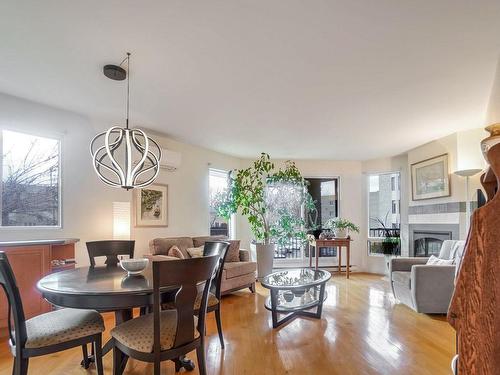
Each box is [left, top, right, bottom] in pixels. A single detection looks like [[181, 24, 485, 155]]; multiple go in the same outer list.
[[37, 264, 196, 372]]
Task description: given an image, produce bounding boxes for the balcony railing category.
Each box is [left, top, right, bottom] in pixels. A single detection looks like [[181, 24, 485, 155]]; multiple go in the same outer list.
[[274, 238, 338, 259]]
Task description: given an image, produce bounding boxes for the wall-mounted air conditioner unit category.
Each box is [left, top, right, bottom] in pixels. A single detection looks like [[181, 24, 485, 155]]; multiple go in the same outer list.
[[160, 148, 181, 171]]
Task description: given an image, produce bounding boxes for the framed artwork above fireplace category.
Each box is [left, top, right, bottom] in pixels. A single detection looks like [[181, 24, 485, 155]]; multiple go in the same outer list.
[[411, 154, 450, 201]]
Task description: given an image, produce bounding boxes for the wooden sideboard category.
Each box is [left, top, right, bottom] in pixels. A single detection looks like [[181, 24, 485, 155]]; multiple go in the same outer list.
[[0, 239, 79, 335]]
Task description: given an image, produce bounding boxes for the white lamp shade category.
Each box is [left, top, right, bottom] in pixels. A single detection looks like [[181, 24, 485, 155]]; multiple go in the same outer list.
[[113, 202, 131, 240]]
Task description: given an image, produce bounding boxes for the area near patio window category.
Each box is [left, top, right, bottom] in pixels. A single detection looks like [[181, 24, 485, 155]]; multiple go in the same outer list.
[[367, 172, 401, 255], [0, 130, 61, 227], [209, 168, 231, 237]]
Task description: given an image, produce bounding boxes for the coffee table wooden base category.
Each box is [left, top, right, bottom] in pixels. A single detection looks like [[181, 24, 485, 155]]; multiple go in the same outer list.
[[264, 290, 328, 329]]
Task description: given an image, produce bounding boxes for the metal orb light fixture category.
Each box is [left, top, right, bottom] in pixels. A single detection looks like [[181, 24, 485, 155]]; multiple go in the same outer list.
[[90, 53, 162, 190]]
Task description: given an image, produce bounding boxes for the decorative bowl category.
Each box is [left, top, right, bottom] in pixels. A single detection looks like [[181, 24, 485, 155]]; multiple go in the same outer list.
[[120, 258, 149, 275]]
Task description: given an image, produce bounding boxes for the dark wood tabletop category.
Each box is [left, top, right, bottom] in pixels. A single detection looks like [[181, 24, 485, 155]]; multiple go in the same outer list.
[[37, 265, 168, 312]]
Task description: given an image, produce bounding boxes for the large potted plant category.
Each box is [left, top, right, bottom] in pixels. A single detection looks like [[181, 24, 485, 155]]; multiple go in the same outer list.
[[215, 153, 309, 280]]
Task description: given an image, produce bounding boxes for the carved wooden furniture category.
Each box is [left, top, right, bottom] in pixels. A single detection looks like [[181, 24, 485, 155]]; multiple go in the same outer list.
[[308, 238, 352, 278], [86, 240, 135, 267], [448, 125, 500, 374], [0, 252, 104, 375], [261, 268, 331, 328], [0, 239, 78, 336], [110, 256, 219, 375]]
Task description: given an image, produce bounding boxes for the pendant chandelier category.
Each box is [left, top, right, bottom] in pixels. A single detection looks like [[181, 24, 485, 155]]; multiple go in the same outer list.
[[90, 52, 162, 190]]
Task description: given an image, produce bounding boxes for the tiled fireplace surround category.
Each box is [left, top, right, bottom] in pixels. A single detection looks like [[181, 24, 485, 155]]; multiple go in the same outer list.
[[405, 202, 472, 257]]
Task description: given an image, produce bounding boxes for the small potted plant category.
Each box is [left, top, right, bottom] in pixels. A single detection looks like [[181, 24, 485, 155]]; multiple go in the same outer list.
[[324, 218, 360, 238], [370, 215, 401, 274]]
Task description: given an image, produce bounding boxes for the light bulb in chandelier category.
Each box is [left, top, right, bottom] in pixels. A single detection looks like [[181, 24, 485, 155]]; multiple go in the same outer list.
[[90, 52, 162, 190]]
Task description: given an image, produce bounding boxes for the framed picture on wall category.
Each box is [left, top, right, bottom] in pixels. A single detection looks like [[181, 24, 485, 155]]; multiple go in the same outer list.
[[411, 154, 450, 201], [134, 184, 168, 227]]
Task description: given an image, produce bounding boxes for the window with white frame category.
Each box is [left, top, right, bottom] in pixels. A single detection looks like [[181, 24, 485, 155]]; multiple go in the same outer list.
[[209, 168, 231, 237], [367, 172, 400, 255], [1, 130, 61, 227]]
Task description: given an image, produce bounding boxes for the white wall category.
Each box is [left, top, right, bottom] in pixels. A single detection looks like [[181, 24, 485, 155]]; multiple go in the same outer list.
[[406, 129, 487, 239], [486, 57, 500, 124], [0, 93, 240, 265]]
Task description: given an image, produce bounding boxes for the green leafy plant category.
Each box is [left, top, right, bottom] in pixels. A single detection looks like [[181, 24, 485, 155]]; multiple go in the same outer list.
[[215, 153, 313, 245], [323, 217, 360, 233], [369, 213, 401, 255]]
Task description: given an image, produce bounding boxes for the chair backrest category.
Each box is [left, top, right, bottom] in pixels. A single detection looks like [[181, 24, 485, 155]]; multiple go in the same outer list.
[[152, 256, 219, 359], [203, 241, 230, 299], [86, 240, 135, 267], [0, 252, 27, 351]]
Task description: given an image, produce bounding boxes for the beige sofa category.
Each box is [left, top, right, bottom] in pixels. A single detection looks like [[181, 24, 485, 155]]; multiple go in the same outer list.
[[149, 236, 256, 295]]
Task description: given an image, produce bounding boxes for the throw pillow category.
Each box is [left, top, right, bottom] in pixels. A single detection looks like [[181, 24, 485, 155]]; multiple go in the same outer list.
[[167, 245, 185, 259], [186, 246, 204, 258], [426, 255, 454, 265], [226, 240, 241, 263]]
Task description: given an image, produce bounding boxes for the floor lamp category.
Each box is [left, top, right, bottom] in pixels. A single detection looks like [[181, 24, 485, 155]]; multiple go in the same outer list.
[[454, 168, 482, 232]]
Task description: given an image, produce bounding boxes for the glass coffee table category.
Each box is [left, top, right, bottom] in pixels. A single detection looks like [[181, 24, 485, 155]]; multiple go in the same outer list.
[[261, 268, 331, 328]]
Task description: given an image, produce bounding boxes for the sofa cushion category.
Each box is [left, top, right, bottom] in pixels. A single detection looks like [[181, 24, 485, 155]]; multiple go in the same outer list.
[[167, 245, 185, 259], [224, 261, 257, 279], [226, 240, 241, 263], [392, 271, 411, 289], [149, 237, 194, 259], [192, 235, 227, 247], [426, 255, 454, 265], [438, 240, 459, 260], [187, 246, 204, 258]]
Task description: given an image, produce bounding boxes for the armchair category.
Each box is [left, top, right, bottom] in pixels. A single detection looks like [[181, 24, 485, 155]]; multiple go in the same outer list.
[[390, 240, 465, 314]]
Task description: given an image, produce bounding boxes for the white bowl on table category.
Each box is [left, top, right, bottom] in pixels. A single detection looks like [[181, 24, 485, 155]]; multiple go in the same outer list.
[[120, 258, 149, 275]]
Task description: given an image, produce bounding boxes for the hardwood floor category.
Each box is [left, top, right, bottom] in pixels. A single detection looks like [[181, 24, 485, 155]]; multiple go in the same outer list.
[[0, 273, 455, 375]]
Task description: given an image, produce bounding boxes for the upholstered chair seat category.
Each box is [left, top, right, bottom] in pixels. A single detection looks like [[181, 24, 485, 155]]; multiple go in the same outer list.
[[110, 310, 199, 353], [162, 292, 219, 311], [21, 308, 104, 349]]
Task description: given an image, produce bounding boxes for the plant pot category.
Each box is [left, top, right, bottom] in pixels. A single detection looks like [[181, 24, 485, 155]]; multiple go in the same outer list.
[[383, 254, 393, 276], [283, 291, 294, 302], [252, 243, 275, 281], [334, 228, 347, 238]]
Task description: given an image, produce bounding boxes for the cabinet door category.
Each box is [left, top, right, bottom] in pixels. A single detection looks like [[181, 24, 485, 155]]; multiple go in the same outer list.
[[0, 246, 51, 331]]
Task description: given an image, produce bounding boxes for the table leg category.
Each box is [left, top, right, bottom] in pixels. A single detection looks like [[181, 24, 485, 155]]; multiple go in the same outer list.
[[309, 243, 312, 268], [346, 244, 350, 279], [338, 246, 342, 276], [315, 246, 319, 270], [270, 289, 279, 328]]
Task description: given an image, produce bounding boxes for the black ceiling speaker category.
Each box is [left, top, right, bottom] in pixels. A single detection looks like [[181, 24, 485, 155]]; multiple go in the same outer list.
[[103, 64, 126, 81]]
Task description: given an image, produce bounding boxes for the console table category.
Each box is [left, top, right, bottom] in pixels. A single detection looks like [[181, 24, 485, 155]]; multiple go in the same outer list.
[[308, 238, 353, 278]]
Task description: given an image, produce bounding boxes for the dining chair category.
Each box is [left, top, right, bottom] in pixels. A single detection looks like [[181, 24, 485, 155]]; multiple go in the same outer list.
[[162, 241, 230, 348], [110, 255, 220, 375], [0, 252, 105, 375], [86, 240, 135, 267], [201, 241, 230, 348]]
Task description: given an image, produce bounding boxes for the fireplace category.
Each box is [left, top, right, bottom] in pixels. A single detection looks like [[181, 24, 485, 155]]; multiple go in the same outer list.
[[409, 224, 459, 257]]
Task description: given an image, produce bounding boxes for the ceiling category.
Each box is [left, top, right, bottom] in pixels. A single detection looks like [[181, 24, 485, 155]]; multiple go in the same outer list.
[[1, 1, 500, 160]]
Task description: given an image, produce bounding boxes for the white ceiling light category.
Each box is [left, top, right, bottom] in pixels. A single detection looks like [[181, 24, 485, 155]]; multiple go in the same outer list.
[[90, 53, 161, 190]]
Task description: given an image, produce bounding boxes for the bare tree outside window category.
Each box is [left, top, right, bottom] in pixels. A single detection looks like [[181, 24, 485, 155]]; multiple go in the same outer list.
[[1, 130, 60, 227]]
